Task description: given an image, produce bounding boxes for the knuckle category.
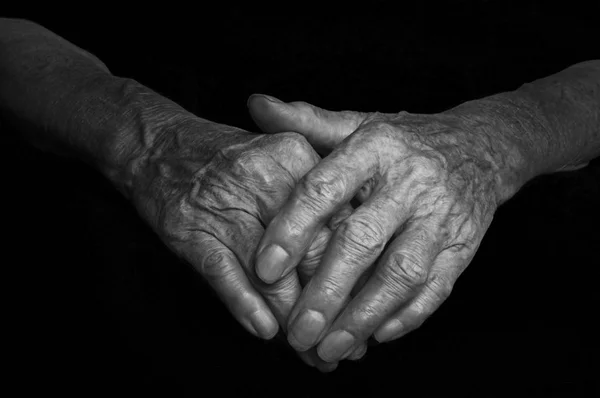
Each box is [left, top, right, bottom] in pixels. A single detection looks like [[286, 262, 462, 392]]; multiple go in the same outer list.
[[230, 150, 258, 173], [215, 145, 257, 176], [337, 217, 386, 260], [278, 131, 311, 148], [199, 249, 230, 280], [370, 120, 395, 134], [383, 251, 429, 288], [318, 276, 347, 302], [305, 229, 330, 258], [351, 120, 395, 146], [259, 275, 298, 304], [410, 156, 444, 180], [352, 303, 381, 325], [362, 119, 394, 134], [300, 169, 346, 206], [272, 132, 317, 163]]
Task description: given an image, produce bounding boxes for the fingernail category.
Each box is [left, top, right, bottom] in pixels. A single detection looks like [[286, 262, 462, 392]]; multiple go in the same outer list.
[[256, 244, 289, 283], [250, 310, 278, 340], [317, 362, 338, 373], [318, 330, 355, 362], [288, 309, 326, 350], [374, 319, 403, 343], [298, 352, 316, 367], [346, 344, 367, 361], [262, 94, 282, 103]]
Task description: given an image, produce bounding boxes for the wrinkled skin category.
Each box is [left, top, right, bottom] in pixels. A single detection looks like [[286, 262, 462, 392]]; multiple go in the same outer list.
[[248, 94, 516, 363], [124, 117, 367, 371]]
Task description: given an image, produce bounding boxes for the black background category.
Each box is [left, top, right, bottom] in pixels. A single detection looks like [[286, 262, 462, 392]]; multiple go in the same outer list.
[[4, 2, 599, 397]]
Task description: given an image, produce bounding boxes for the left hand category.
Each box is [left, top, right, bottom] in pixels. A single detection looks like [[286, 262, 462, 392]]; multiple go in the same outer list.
[[247, 94, 517, 362]]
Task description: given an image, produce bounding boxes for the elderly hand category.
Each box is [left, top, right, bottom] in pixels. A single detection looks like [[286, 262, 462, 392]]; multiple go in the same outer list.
[[122, 112, 368, 370], [248, 94, 519, 362]]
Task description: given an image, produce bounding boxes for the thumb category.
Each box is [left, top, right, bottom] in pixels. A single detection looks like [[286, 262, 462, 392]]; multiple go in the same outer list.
[[247, 94, 367, 153]]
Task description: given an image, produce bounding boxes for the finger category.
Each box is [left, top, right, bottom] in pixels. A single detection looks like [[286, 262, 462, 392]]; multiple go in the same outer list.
[[298, 227, 330, 287], [274, 326, 338, 371], [177, 232, 279, 339], [285, 189, 413, 352], [247, 94, 368, 153], [373, 249, 474, 343], [295, 206, 366, 368], [258, 229, 344, 371], [199, 208, 303, 334], [242, 137, 343, 371], [316, 220, 443, 362], [246, 249, 341, 371], [296, 204, 353, 372], [350, 266, 375, 298], [298, 203, 353, 286], [298, 349, 339, 372], [255, 132, 381, 285], [372, 274, 452, 343], [350, 234, 399, 297], [345, 343, 368, 361], [328, 202, 354, 230]]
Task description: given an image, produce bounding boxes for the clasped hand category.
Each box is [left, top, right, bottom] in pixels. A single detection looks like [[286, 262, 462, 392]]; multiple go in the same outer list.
[[125, 94, 505, 371]]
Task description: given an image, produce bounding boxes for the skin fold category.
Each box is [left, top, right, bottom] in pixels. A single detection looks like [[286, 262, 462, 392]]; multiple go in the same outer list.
[[1, 18, 598, 370]]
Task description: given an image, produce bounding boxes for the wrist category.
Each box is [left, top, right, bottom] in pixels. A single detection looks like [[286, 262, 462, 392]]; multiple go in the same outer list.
[[94, 77, 199, 197], [440, 99, 538, 205]]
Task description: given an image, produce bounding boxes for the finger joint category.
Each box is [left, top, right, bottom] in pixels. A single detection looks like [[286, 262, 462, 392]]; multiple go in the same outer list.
[[382, 251, 429, 291], [337, 217, 386, 262]]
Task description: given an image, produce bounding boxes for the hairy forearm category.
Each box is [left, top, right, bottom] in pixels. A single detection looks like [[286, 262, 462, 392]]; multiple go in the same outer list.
[[0, 18, 200, 196], [445, 60, 600, 203]]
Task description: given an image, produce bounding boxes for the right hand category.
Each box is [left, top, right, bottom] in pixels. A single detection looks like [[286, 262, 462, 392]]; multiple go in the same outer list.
[[115, 113, 366, 370]]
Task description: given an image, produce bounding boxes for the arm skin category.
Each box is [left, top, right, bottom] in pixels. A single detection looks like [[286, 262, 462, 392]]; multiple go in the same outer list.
[[444, 59, 600, 200], [0, 18, 195, 195], [247, 60, 600, 362], [1, 18, 364, 371]]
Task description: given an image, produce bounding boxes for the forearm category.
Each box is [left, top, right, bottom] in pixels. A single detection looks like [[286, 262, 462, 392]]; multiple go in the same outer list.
[[445, 60, 600, 204], [0, 18, 198, 196]]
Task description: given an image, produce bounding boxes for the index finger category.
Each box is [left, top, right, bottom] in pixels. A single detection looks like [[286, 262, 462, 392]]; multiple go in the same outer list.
[[254, 136, 379, 284]]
